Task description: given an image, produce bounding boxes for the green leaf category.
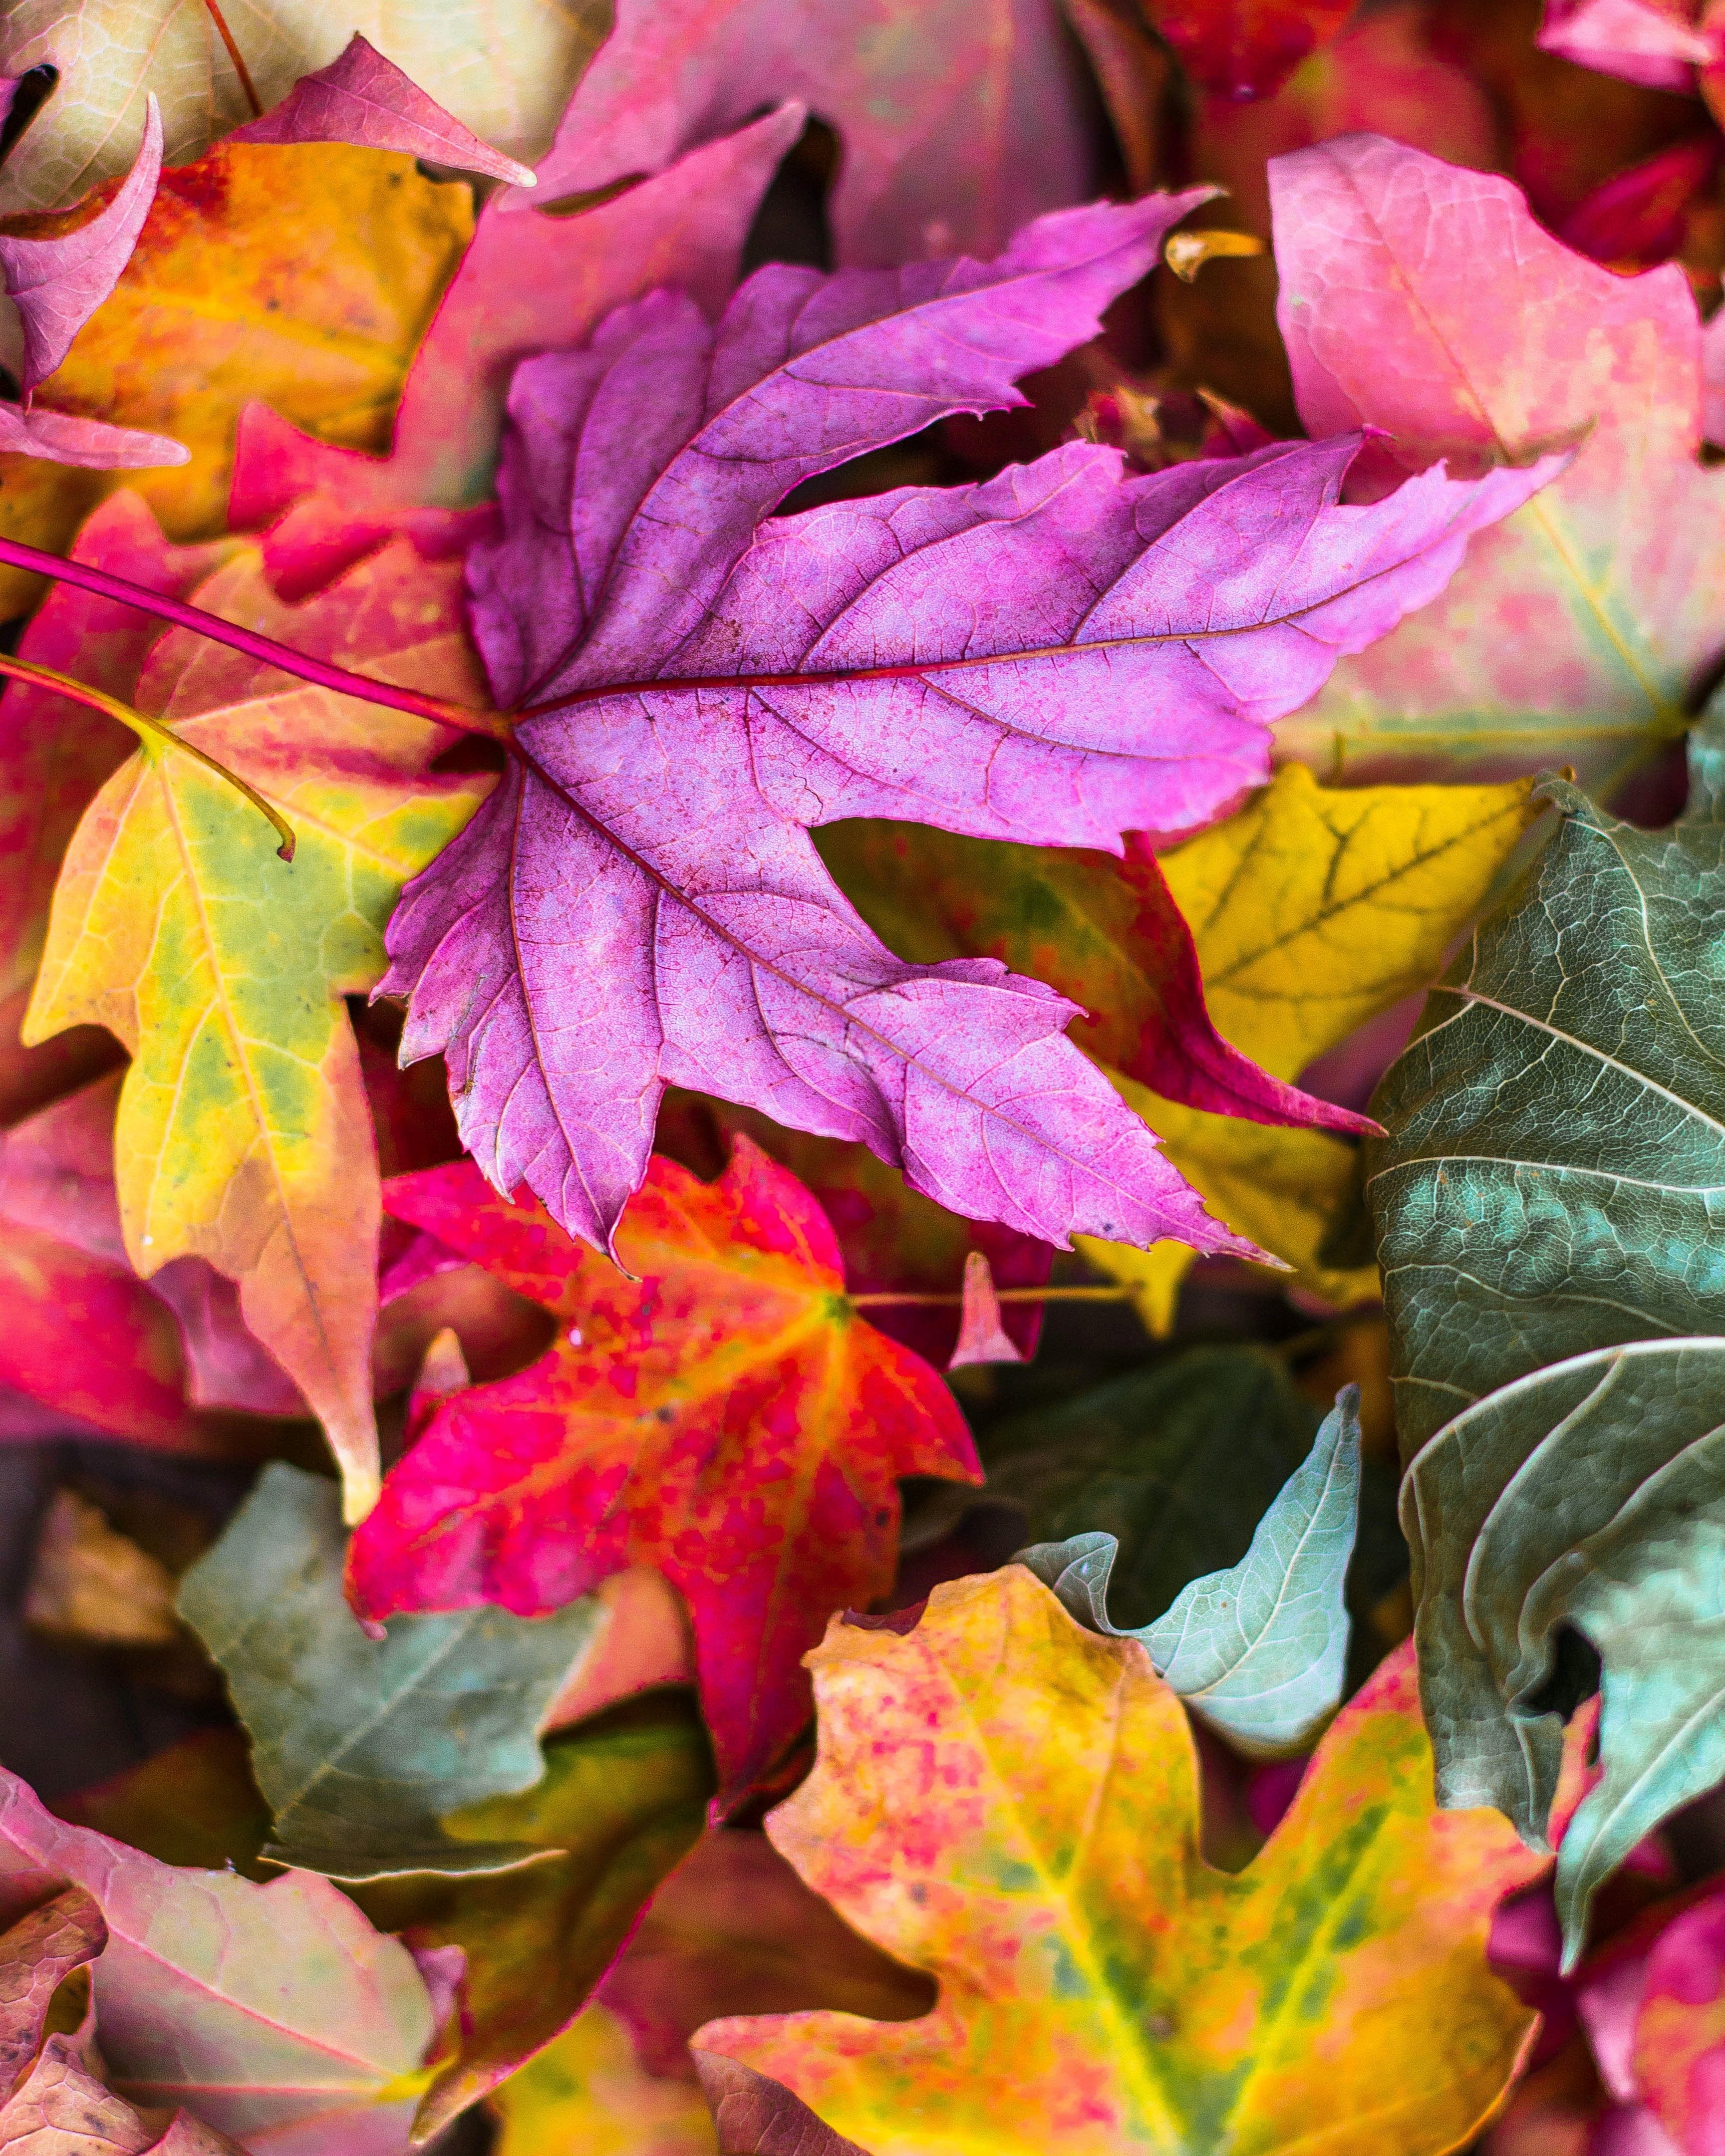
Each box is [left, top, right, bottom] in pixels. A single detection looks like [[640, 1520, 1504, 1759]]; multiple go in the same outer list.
[[977, 1346, 1323, 1630], [1369, 755, 1725, 1455], [1368, 719, 1725, 1956], [354, 1696, 714, 2141], [178, 1462, 605, 1882], [1019, 1386, 1362, 1755], [1401, 1339, 1725, 1965]]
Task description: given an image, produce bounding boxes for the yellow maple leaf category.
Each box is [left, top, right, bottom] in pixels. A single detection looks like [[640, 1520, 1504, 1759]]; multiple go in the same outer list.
[[0, 140, 471, 618], [495, 2002, 717, 2156], [22, 534, 492, 1515], [1080, 765, 1539, 1325], [697, 1567, 1544, 2156]]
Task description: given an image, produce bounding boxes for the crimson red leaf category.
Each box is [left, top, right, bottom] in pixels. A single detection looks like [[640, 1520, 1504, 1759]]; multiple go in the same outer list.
[[347, 1138, 980, 1801]]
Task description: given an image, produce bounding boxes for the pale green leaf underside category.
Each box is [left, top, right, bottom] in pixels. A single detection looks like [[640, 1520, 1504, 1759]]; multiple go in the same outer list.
[[1018, 1388, 1361, 1755]]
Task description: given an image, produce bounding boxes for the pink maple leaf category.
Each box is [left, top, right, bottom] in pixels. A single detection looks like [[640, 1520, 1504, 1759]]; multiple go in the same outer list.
[[379, 197, 1563, 1261]]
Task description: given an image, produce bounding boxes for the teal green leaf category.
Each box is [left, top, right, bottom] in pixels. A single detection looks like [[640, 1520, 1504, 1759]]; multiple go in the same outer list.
[[178, 1462, 604, 1882], [977, 1346, 1323, 1630], [1367, 717, 1725, 1958], [1019, 1387, 1361, 1755], [1401, 1340, 1725, 1965]]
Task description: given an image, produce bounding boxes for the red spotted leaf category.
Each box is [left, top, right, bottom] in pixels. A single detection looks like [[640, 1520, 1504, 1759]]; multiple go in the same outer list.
[[347, 1138, 980, 1802]]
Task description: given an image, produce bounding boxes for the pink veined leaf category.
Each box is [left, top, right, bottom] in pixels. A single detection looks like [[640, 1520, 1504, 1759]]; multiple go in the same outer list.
[[229, 32, 536, 185], [0, 1767, 438, 2153], [513, 0, 1098, 267], [0, 402, 187, 468], [379, 196, 1562, 1264], [0, 93, 162, 392], [230, 106, 803, 523], [1537, 0, 1715, 90]]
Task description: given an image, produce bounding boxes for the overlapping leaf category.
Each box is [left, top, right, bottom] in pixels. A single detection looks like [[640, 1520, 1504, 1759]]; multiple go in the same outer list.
[[1369, 717, 1725, 1953], [833, 765, 1538, 1323], [0, 1885, 244, 2154], [0, 1, 603, 212], [696, 1570, 1544, 2155], [1022, 1383, 1362, 1753], [978, 1344, 1324, 1621], [0, 1766, 441, 2151], [24, 531, 493, 1513], [520, 0, 1096, 267], [179, 1462, 607, 1879], [1271, 131, 1725, 792], [0, 140, 471, 618], [383, 197, 1557, 1265], [235, 108, 803, 523], [354, 1697, 715, 2139], [348, 1139, 978, 1799]]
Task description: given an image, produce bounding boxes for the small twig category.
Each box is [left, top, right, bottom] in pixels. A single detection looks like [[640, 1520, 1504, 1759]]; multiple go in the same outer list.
[[850, 1285, 1137, 1307], [0, 533, 511, 742], [204, 0, 265, 118], [0, 652, 297, 860]]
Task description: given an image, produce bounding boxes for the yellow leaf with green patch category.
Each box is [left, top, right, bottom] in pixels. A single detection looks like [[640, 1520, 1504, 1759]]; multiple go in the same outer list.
[[23, 533, 491, 1515], [697, 1567, 1543, 2156], [1080, 765, 1539, 1318], [826, 771, 1535, 1323]]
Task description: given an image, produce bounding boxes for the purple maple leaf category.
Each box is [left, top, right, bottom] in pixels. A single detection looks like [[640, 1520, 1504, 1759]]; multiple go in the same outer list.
[[381, 198, 1563, 1257]]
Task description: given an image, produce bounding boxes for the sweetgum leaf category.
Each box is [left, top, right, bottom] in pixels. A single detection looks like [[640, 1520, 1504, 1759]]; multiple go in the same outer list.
[[24, 534, 493, 1515], [0, 1767, 439, 2151], [0, 493, 232, 1124], [1271, 132, 1725, 792], [348, 1139, 979, 1801], [1020, 1384, 1362, 1754], [977, 1344, 1324, 1628], [0, 1, 604, 212], [385, 200, 1556, 1262], [0, 94, 159, 393], [178, 1462, 606, 1881], [695, 1576, 1544, 2155], [0, 1887, 104, 2094], [520, 0, 1096, 268]]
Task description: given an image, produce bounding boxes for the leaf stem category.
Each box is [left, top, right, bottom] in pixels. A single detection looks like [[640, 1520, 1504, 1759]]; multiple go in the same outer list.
[[850, 1285, 1137, 1307], [0, 534, 510, 742], [204, 0, 265, 118], [0, 652, 298, 860]]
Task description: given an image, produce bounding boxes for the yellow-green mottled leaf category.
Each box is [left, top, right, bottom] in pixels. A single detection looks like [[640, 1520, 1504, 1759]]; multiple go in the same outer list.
[[698, 1568, 1543, 2156], [23, 535, 491, 1514]]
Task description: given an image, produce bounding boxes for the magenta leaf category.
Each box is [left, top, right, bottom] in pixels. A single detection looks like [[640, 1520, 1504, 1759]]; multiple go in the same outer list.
[[382, 199, 1563, 1260], [516, 0, 1099, 267], [230, 33, 536, 188], [0, 93, 160, 392]]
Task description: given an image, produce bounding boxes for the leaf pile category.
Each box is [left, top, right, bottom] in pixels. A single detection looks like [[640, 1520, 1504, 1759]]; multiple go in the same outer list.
[[2, 3, 1725, 2153]]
